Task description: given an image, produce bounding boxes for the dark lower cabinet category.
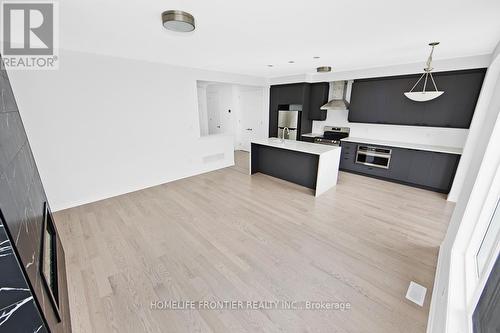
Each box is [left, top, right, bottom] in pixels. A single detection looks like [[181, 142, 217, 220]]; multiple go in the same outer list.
[[340, 141, 460, 193], [301, 136, 316, 143], [407, 150, 460, 191], [339, 142, 356, 170]]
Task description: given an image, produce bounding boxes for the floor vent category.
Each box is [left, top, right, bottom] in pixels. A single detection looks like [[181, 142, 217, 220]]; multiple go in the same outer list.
[[405, 281, 427, 306]]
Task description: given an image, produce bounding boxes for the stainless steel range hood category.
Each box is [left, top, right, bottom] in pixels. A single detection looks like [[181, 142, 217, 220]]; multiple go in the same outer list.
[[320, 81, 350, 110]]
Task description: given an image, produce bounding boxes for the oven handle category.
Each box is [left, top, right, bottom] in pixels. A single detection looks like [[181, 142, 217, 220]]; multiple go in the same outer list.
[[356, 151, 391, 158], [356, 161, 390, 169]]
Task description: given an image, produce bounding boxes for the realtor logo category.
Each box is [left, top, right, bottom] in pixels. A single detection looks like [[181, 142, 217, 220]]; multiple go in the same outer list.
[[1, 1, 59, 70]]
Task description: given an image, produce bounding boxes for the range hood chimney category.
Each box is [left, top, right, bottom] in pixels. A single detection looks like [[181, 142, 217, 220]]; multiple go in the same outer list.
[[320, 81, 350, 110]]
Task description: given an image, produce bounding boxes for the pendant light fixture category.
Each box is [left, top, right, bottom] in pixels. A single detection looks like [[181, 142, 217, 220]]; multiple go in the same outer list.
[[404, 42, 444, 102]]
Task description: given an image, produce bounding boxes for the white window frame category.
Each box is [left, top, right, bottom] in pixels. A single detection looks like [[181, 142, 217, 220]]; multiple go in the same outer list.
[[463, 145, 500, 331]]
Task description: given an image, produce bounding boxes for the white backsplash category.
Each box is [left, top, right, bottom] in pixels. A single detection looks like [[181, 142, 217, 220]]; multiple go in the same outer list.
[[312, 109, 469, 148]]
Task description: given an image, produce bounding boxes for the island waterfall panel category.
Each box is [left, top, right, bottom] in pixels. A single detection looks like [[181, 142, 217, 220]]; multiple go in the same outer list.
[[0, 57, 71, 332]]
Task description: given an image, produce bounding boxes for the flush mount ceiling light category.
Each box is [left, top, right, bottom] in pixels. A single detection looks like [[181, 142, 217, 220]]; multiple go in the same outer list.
[[317, 66, 332, 73], [404, 42, 444, 102], [162, 10, 195, 32]]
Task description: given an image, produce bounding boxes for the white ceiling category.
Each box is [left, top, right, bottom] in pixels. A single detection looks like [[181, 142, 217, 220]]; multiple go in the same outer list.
[[60, 0, 500, 78]]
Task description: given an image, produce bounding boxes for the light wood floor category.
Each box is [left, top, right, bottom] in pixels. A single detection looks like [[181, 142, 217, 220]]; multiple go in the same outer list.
[[54, 150, 454, 333]]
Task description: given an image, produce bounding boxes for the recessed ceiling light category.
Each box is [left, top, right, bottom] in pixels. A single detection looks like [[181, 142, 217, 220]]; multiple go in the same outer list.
[[162, 10, 195, 32], [288, 60, 295, 64]]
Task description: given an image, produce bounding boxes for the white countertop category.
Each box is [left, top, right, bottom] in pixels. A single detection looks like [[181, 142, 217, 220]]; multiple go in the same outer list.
[[252, 138, 340, 155], [341, 137, 462, 155], [301, 133, 323, 138]]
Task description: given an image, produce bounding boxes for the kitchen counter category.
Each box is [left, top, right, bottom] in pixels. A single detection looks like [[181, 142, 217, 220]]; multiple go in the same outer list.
[[340, 137, 462, 155], [251, 138, 339, 155], [250, 138, 341, 196]]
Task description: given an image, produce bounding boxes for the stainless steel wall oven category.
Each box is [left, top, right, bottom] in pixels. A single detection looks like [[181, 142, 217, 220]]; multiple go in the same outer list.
[[355, 145, 392, 169]]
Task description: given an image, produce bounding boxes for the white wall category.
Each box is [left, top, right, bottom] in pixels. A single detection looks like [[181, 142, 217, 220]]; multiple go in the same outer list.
[[8, 49, 267, 211], [427, 43, 500, 332]]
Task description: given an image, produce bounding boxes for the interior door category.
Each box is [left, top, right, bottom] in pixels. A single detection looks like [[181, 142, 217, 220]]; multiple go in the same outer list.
[[238, 88, 263, 151], [207, 90, 222, 135]]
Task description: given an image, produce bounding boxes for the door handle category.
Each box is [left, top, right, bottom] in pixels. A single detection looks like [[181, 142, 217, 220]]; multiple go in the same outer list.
[[246, 128, 253, 131]]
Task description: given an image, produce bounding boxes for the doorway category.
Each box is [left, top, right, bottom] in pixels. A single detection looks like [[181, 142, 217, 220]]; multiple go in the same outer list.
[[197, 81, 266, 152], [237, 86, 264, 151]]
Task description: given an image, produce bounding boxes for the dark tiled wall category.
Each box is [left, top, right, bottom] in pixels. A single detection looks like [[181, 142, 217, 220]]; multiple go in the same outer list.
[[0, 216, 47, 333], [0, 59, 71, 332]]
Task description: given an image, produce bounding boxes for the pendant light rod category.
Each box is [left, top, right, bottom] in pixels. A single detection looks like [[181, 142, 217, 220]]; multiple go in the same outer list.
[[425, 42, 439, 72]]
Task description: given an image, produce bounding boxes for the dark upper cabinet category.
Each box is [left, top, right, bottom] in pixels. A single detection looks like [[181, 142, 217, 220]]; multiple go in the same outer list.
[[272, 83, 309, 105], [348, 68, 486, 128], [269, 86, 281, 137], [308, 82, 329, 120], [269, 83, 312, 138]]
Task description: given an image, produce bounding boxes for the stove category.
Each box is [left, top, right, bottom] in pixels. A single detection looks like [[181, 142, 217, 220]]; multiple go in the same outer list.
[[314, 126, 350, 146]]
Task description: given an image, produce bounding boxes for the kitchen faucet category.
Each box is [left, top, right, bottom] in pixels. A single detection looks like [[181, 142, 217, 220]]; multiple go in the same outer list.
[[281, 127, 290, 142]]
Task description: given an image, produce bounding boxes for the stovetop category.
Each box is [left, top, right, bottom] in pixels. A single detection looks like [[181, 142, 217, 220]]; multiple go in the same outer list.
[[314, 138, 341, 146], [313, 126, 350, 146]]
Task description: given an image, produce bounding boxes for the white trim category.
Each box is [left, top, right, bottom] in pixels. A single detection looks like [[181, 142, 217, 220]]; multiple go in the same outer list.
[[466, 194, 500, 324], [427, 39, 500, 333]]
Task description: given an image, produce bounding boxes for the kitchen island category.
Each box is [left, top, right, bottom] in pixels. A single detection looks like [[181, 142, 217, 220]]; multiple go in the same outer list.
[[250, 138, 341, 196]]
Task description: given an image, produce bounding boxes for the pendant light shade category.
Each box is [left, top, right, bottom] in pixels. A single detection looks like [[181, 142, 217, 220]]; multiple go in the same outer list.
[[404, 90, 444, 102], [404, 42, 444, 102]]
